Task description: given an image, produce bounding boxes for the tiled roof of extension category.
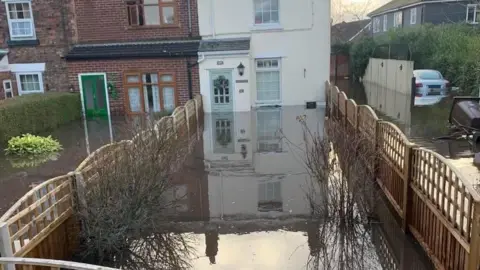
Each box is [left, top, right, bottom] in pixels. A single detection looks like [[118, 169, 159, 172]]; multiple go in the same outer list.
[[368, 0, 422, 16], [199, 38, 251, 52], [65, 40, 200, 60]]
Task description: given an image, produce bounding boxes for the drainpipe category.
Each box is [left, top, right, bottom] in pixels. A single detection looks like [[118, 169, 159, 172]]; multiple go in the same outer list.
[[187, 58, 199, 99], [210, 0, 216, 38], [187, 0, 192, 37]]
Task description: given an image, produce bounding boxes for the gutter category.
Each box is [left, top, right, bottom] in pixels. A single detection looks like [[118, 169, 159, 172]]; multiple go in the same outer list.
[[368, 0, 463, 17], [348, 22, 371, 42]]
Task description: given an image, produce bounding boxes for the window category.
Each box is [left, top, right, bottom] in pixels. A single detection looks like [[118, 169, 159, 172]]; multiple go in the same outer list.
[[256, 58, 281, 102], [16, 72, 43, 95], [394, 11, 403, 28], [467, 4, 480, 24], [254, 0, 279, 24], [383, 15, 387, 31], [5, 1, 36, 40], [3, 80, 13, 99], [373, 17, 380, 33], [256, 109, 282, 152], [410, 8, 417, 24], [258, 180, 282, 212], [124, 72, 176, 114], [127, 0, 176, 26]]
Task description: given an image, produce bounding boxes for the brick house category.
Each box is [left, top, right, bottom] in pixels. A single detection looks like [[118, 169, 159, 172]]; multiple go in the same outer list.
[[0, 0, 200, 116], [66, 0, 201, 116], [0, 0, 76, 100]]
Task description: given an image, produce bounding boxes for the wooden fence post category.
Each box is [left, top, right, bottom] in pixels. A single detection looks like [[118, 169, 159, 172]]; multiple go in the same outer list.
[[402, 145, 414, 232], [468, 201, 480, 270], [74, 172, 87, 216], [0, 222, 14, 270], [185, 105, 191, 139]]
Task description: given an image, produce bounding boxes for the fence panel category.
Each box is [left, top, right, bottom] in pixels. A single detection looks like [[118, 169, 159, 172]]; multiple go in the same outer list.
[[0, 174, 74, 258], [377, 121, 413, 217], [338, 91, 347, 122], [331, 86, 340, 119], [346, 99, 358, 131], [410, 148, 480, 270]]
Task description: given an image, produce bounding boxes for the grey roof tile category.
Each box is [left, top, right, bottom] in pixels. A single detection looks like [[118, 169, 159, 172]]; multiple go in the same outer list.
[[66, 40, 200, 60], [199, 38, 251, 52]]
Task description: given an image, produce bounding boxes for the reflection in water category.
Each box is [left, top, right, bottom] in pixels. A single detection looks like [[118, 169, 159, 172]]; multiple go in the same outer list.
[[174, 106, 433, 269]]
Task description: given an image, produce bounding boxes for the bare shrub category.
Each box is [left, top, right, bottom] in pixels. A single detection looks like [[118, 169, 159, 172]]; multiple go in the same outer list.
[[75, 117, 195, 269], [298, 116, 383, 269]]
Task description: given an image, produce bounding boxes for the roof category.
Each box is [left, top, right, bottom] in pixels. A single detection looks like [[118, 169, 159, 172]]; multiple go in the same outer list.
[[199, 38, 251, 52], [368, 0, 422, 16], [331, 19, 371, 44], [66, 40, 200, 60]]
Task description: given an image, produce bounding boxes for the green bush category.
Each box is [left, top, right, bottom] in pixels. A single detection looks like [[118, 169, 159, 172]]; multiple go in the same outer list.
[[350, 24, 480, 95], [6, 134, 62, 155], [0, 93, 81, 143]]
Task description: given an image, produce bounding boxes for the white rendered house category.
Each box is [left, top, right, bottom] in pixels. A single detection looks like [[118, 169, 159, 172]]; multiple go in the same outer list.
[[198, 0, 331, 112]]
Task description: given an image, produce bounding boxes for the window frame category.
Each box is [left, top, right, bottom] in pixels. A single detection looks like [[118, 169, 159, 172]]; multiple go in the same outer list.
[[410, 7, 417, 24], [373, 17, 380, 33], [255, 58, 281, 104], [466, 4, 479, 24], [123, 71, 177, 115], [5, 0, 36, 40], [253, 0, 280, 26], [383, 15, 387, 31], [394, 11, 403, 28], [15, 72, 43, 95], [126, 0, 178, 27], [3, 79, 13, 99]]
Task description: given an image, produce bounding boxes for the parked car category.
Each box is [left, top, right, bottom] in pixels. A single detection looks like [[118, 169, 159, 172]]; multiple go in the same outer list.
[[414, 69, 450, 106]]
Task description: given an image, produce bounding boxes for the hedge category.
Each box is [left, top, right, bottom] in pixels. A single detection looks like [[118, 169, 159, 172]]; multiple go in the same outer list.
[[350, 24, 480, 95], [0, 93, 82, 144]]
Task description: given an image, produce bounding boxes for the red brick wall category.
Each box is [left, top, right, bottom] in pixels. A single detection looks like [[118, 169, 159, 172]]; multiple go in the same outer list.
[[67, 57, 199, 115], [0, 71, 17, 100], [0, 0, 77, 92], [74, 0, 199, 43]]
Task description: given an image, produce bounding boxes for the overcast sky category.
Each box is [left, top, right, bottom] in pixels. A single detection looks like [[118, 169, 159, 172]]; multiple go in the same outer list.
[[331, 0, 390, 23]]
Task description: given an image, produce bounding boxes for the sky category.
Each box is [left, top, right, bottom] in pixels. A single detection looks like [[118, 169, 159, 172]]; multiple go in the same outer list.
[[331, 0, 390, 23]]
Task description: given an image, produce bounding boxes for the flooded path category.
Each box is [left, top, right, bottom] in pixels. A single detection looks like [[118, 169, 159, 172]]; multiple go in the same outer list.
[[165, 106, 433, 269], [0, 117, 130, 215]]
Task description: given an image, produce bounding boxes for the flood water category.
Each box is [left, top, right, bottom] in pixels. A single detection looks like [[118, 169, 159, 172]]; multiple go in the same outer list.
[[0, 117, 131, 215], [0, 103, 434, 269], [163, 106, 433, 269]]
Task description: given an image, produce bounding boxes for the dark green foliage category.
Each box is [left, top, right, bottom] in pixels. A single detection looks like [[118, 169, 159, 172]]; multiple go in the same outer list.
[[0, 93, 81, 143], [350, 36, 376, 79], [350, 24, 480, 95]]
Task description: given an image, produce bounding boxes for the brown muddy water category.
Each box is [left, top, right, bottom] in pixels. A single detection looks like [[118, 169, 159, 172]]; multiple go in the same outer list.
[[0, 105, 434, 269]]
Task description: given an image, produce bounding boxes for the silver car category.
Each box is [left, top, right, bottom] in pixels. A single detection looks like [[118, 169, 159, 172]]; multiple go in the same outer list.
[[414, 69, 449, 106]]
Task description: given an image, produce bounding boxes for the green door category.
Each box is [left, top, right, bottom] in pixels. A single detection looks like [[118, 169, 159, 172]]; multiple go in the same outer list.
[[81, 75, 108, 118], [210, 70, 233, 112]]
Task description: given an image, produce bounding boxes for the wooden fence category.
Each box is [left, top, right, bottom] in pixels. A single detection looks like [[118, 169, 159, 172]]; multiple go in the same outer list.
[[0, 95, 204, 270], [326, 81, 480, 270]]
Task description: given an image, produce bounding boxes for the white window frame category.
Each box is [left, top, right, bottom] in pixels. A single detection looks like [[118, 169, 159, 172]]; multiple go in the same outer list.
[[394, 11, 403, 28], [3, 79, 13, 99], [253, 0, 280, 26], [383, 15, 388, 31], [466, 4, 479, 24], [15, 72, 44, 95], [373, 17, 380, 33], [410, 8, 417, 24], [255, 58, 281, 104], [4, 0, 36, 40]]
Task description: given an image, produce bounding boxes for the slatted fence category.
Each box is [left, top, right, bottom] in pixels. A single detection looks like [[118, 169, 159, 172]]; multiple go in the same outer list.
[[326, 81, 480, 270], [0, 95, 204, 270]]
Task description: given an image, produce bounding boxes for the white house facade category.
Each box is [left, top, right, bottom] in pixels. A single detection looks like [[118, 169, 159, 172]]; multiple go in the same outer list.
[[197, 0, 330, 112]]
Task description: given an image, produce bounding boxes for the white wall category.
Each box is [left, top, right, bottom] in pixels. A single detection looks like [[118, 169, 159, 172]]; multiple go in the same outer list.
[[198, 0, 330, 111], [203, 107, 326, 219]]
